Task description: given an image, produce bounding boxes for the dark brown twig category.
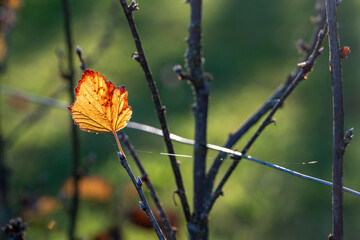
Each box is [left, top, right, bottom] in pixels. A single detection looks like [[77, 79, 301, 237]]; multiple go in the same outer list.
[[118, 131, 176, 240], [203, 21, 328, 216], [117, 153, 165, 240], [325, 0, 345, 239], [206, 0, 327, 194], [118, 0, 191, 222], [61, 0, 80, 239]]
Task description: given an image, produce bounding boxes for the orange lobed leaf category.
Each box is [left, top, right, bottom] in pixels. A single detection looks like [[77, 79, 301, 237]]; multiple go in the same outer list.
[[69, 70, 132, 134]]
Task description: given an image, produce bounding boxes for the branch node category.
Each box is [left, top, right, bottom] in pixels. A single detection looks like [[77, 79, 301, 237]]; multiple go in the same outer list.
[[131, 52, 140, 62], [128, 0, 139, 11], [173, 64, 189, 81], [160, 105, 166, 114], [328, 233, 334, 240], [118, 152, 126, 164], [172, 190, 179, 206], [269, 118, 277, 126], [137, 176, 143, 187], [344, 127, 354, 147], [76, 45, 86, 71], [139, 201, 147, 211]]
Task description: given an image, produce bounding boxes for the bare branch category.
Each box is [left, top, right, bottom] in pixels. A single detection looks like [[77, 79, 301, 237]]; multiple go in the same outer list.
[[206, 1, 327, 190], [118, 131, 177, 240], [61, 0, 81, 239], [117, 153, 165, 240], [205, 20, 328, 215], [117, 0, 191, 222]]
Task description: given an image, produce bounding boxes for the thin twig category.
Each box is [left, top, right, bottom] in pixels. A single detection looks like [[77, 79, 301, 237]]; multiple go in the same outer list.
[[114, 130, 165, 240], [204, 21, 328, 215], [118, 0, 191, 222], [117, 152, 165, 240], [206, 0, 327, 191], [325, 0, 345, 239], [118, 131, 177, 240], [61, 0, 81, 239]]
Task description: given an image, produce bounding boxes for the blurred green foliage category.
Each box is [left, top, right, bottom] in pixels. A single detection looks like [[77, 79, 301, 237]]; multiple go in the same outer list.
[[1, 0, 360, 239]]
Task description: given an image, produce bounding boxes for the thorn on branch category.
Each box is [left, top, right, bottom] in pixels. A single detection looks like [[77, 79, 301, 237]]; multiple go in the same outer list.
[[131, 52, 140, 62], [128, 0, 139, 11], [76, 46, 86, 71], [328, 233, 334, 240], [269, 118, 277, 126], [139, 201, 146, 211], [137, 176, 143, 187], [172, 190, 178, 206], [173, 64, 188, 80], [160, 106, 166, 114], [344, 127, 354, 148]]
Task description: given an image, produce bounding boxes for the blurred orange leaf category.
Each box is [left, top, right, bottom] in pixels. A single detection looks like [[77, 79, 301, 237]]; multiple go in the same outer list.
[[68, 70, 132, 134], [61, 176, 113, 203]]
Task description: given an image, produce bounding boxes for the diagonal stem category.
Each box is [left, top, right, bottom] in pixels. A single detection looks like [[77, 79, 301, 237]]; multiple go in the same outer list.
[[114, 132, 165, 240], [118, 131, 177, 240], [206, 0, 327, 191], [118, 0, 191, 222], [204, 23, 328, 215]]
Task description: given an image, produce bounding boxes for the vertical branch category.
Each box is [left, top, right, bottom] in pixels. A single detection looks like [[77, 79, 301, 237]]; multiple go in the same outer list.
[[186, 0, 209, 220], [118, 0, 191, 222], [61, 0, 80, 239], [325, 1, 345, 239], [118, 131, 177, 240]]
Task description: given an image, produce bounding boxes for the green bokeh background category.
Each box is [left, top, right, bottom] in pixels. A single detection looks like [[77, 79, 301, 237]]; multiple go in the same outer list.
[[1, 0, 360, 239]]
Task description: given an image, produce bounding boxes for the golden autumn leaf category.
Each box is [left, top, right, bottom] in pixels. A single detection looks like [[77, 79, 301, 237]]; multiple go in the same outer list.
[[69, 70, 132, 156], [69, 70, 132, 133]]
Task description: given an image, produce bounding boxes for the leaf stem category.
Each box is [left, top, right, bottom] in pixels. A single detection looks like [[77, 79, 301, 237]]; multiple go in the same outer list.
[[113, 131, 126, 157]]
